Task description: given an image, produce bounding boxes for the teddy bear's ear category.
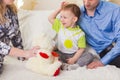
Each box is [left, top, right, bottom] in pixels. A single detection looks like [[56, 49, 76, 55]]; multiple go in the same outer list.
[[39, 52, 49, 59], [51, 51, 59, 57]]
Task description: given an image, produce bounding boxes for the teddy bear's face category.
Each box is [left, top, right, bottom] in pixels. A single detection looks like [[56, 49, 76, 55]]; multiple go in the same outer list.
[[26, 33, 61, 76], [36, 49, 57, 63]]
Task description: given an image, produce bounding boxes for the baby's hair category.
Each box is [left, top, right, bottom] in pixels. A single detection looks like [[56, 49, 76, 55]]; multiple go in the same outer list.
[[62, 3, 81, 20]]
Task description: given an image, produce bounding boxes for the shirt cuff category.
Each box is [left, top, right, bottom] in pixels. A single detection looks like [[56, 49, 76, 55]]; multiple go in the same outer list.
[[100, 55, 112, 65]]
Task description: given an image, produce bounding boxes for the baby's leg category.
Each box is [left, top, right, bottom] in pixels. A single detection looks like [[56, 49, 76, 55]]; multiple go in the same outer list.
[[56, 50, 73, 63], [76, 52, 94, 67]]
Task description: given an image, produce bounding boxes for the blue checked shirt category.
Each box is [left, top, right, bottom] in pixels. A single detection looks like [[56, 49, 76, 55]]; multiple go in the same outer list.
[[78, 1, 120, 65]]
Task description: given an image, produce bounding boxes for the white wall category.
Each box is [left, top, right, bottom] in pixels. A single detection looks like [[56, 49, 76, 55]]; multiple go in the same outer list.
[[34, 0, 120, 10], [34, 0, 62, 10], [34, 0, 83, 10], [16, 0, 83, 10], [15, 0, 119, 10]]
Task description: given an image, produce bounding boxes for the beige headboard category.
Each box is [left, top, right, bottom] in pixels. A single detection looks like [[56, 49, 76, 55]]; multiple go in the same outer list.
[[109, 0, 120, 5]]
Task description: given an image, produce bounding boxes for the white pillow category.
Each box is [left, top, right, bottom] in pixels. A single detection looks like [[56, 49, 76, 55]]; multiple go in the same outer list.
[[18, 9, 56, 50]]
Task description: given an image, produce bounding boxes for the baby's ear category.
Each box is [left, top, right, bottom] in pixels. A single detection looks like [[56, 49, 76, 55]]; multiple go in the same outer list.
[[73, 16, 78, 23], [39, 52, 49, 59], [51, 51, 59, 57]]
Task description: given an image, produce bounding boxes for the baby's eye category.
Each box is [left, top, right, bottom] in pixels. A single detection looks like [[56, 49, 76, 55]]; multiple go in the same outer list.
[[60, 16, 63, 18], [63, 16, 67, 19]]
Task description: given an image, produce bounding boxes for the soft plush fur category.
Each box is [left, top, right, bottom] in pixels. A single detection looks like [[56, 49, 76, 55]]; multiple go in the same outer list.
[[25, 34, 62, 76]]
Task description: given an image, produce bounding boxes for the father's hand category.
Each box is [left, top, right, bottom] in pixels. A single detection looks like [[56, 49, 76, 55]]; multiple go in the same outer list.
[[87, 60, 104, 69]]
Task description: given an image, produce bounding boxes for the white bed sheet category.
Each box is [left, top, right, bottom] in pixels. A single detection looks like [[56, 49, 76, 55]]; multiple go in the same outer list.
[[0, 56, 120, 80]]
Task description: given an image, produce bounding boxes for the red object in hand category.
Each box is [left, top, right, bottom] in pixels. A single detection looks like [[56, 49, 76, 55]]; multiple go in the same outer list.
[[39, 52, 49, 59], [51, 51, 59, 57]]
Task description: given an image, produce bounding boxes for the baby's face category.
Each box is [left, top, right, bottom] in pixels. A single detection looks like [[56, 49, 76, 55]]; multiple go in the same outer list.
[[60, 10, 77, 28]]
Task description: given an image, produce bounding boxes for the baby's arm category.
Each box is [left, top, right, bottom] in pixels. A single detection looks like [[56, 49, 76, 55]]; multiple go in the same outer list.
[[48, 2, 67, 24], [67, 48, 85, 64], [48, 8, 61, 25]]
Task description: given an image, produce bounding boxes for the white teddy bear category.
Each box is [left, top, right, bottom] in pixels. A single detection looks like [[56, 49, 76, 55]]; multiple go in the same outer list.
[[25, 34, 62, 76]]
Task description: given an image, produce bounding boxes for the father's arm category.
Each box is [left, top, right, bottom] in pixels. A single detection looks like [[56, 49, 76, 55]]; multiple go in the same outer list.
[[101, 7, 120, 65], [87, 7, 120, 69]]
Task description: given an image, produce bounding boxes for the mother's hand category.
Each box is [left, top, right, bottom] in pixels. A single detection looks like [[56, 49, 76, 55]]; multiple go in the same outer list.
[[25, 46, 40, 59]]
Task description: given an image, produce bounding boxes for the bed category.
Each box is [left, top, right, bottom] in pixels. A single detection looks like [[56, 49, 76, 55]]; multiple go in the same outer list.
[[0, 9, 120, 80]]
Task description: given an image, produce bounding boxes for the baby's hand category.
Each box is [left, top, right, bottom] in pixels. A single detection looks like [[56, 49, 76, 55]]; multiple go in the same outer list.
[[67, 57, 76, 64], [60, 1, 69, 9]]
